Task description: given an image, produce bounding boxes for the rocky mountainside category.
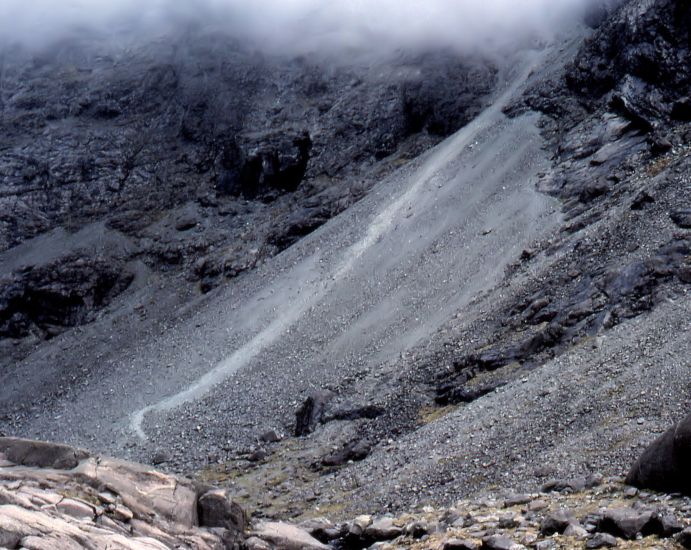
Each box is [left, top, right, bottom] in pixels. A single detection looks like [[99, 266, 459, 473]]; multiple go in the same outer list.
[[0, 32, 494, 359], [0, 0, 690, 549]]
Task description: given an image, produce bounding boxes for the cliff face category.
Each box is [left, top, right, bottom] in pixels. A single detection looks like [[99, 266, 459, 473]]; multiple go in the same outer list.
[[0, 33, 495, 349]]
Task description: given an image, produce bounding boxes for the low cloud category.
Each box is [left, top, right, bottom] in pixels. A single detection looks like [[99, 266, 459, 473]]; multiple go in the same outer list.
[[0, 0, 600, 55]]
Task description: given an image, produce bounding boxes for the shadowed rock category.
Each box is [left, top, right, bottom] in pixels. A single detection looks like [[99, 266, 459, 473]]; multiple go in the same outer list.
[[294, 390, 333, 436], [626, 411, 691, 496]]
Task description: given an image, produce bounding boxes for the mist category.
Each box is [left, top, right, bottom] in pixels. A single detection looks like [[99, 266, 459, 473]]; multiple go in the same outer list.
[[0, 0, 602, 57]]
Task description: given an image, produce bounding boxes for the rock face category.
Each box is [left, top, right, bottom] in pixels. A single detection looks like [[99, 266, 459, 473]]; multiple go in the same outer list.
[[0, 30, 496, 358], [0, 437, 245, 549], [626, 411, 691, 496], [567, 0, 690, 110]]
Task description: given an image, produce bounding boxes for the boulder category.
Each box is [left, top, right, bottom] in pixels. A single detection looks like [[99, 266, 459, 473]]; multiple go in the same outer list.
[[80, 456, 199, 528], [321, 437, 371, 467], [253, 522, 330, 550], [365, 517, 403, 541], [586, 533, 618, 549], [642, 512, 684, 538], [197, 488, 247, 533], [563, 523, 589, 539], [294, 390, 334, 436], [598, 507, 652, 540], [625, 411, 691, 496], [540, 509, 576, 536], [481, 535, 524, 550], [0, 438, 90, 470]]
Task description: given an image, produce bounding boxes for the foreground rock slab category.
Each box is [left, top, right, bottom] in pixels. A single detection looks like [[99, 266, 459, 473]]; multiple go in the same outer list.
[[0, 437, 245, 549]]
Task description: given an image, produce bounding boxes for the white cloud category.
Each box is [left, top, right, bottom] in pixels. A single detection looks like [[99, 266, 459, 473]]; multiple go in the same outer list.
[[0, 0, 597, 54]]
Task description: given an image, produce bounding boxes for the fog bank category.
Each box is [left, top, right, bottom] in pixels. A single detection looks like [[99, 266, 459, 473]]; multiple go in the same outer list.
[[0, 0, 602, 55]]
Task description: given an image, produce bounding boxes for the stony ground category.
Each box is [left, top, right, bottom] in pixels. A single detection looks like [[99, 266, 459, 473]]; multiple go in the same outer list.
[[2, 437, 690, 550]]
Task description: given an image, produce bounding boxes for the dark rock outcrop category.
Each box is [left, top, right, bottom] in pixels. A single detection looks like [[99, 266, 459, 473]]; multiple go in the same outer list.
[[626, 411, 691, 496], [567, 0, 691, 112], [294, 390, 333, 437]]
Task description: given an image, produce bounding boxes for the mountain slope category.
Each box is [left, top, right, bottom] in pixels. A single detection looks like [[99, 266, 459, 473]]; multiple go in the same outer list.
[[0, 0, 689, 527]]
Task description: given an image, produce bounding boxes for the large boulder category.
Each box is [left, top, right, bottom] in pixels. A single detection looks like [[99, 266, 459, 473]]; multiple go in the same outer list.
[[0, 438, 90, 470], [626, 411, 691, 495]]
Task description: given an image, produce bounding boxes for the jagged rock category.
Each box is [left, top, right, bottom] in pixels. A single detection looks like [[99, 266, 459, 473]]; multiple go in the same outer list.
[[597, 507, 653, 540], [540, 509, 576, 536], [82, 457, 200, 527], [294, 390, 334, 436], [253, 521, 329, 550], [626, 411, 691, 496], [0, 437, 245, 549], [567, 0, 691, 107], [0, 253, 134, 340], [609, 76, 667, 131]]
